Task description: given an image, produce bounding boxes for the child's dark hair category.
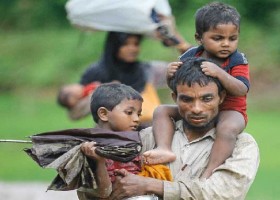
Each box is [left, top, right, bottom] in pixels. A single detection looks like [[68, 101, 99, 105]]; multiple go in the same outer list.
[[195, 2, 241, 38], [90, 82, 143, 123], [170, 57, 224, 95]]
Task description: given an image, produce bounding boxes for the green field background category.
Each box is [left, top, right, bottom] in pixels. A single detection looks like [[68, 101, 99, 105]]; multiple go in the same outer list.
[[1, 89, 280, 200], [1, 1, 280, 199]]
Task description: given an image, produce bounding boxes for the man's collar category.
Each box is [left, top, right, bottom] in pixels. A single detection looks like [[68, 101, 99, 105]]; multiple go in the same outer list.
[[175, 120, 216, 143]]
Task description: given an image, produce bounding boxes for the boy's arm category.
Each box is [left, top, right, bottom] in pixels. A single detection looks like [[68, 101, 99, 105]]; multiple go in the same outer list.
[[80, 142, 112, 198], [201, 61, 248, 96], [94, 158, 112, 198]]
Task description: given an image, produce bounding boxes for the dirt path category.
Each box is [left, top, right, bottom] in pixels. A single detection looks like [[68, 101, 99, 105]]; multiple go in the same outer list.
[[0, 182, 78, 200]]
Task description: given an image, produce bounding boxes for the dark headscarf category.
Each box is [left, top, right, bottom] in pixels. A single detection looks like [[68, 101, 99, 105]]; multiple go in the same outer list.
[[80, 32, 149, 93]]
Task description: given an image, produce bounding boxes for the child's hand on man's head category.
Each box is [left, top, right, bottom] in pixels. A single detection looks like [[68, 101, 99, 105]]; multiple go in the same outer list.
[[200, 61, 224, 78], [166, 61, 183, 80]]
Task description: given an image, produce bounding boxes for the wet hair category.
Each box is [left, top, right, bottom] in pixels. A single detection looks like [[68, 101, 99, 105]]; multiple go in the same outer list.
[[195, 2, 241, 38], [170, 57, 224, 95], [90, 82, 143, 123]]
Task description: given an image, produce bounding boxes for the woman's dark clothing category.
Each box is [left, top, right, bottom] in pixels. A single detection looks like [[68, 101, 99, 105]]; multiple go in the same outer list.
[[80, 32, 150, 93]]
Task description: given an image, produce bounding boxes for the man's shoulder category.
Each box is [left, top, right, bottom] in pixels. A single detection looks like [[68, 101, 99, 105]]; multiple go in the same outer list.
[[238, 132, 257, 142], [236, 132, 259, 150], [139, 127, 153, 138], [139, 127, 155, 153]]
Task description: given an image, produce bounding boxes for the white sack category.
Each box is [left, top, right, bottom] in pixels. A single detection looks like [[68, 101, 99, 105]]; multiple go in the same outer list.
[[65, 0, 171, 34]]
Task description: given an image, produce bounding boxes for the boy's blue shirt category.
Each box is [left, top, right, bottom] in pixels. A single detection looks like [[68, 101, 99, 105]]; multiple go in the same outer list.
[[179, 45, 248, 72]]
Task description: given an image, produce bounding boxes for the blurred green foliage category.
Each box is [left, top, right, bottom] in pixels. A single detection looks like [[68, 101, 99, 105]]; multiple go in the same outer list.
[[0, 0, 68, 30], [1, 0, 280, 29], [0, 0, 279, 91], [0, 2, 280, 199]]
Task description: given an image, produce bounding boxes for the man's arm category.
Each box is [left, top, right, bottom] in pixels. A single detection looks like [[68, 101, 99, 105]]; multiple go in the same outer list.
[[111, 133, 259, 200], [109, 170, 164, 200]]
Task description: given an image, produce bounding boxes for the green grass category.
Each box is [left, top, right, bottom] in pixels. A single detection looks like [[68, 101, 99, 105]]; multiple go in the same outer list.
[[0, 91, 280, 199], [0, 28, 179, 91], [0, 92, 92, 181], [245, 110, 280, 200], [0, 19, 280, 199]]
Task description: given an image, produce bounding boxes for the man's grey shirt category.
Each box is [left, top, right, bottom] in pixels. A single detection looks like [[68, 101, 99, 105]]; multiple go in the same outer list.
[[140, 120, 260, 200]]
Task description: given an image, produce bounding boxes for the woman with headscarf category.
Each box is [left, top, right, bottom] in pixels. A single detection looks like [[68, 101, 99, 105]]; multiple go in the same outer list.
[[80, 32, 148, 93], [58, 32, 162, 127]]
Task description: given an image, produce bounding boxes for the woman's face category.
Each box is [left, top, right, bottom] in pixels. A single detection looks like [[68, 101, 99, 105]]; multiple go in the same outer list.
[[117, 36, 141, 63]]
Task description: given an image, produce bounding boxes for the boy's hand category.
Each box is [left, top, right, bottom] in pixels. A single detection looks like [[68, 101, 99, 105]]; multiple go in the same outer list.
[[200, 61, 224, 78], [81, 141, 104, 161], [166, 61, 183, 80]]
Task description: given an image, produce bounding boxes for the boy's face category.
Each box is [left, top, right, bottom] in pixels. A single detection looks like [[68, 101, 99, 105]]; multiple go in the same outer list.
[[106, 99, 142, 132], [199, 23, 239, 60]]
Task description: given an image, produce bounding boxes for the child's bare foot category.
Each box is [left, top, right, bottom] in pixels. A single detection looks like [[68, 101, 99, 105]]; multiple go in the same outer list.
[[143, 148, 176, 165]]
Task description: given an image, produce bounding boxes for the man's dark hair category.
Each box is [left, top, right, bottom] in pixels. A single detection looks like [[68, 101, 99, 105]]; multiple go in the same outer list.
[[195, 2, 241, 38], [170, 57, 224, 95], [90, 82, 143, 123]]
